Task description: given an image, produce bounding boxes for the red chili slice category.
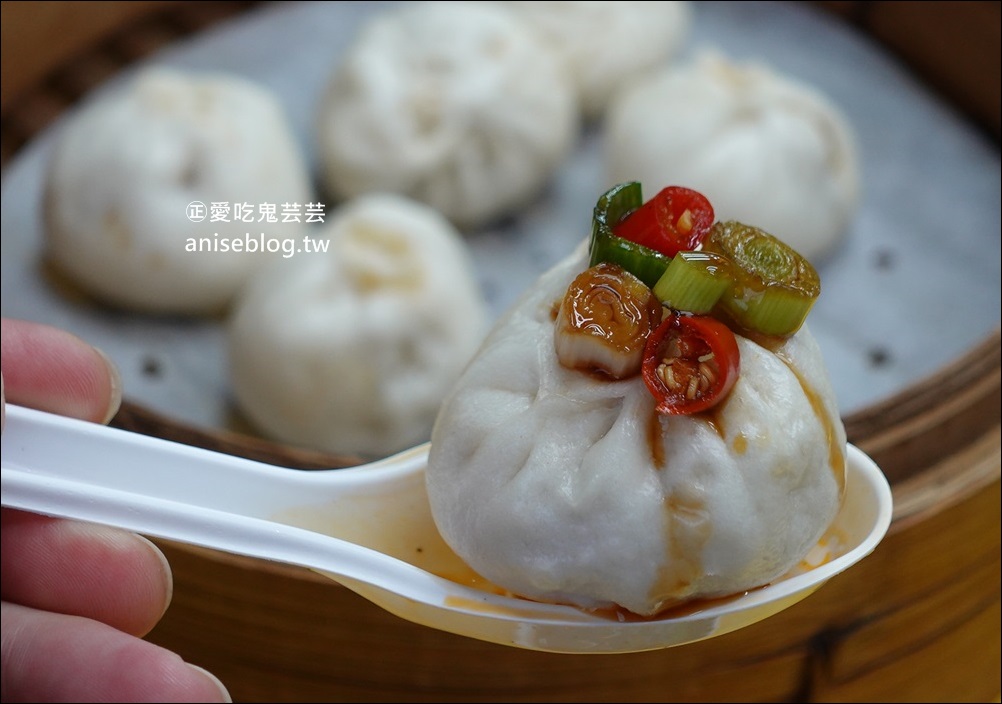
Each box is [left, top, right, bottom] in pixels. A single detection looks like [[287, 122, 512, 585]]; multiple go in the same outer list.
[[642, 312, 740, 415], [613, 186, 715, 258]]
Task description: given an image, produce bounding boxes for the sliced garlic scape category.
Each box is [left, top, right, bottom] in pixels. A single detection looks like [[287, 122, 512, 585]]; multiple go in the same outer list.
[[703, 221, 821, 337], [653, 251, 733, 314]]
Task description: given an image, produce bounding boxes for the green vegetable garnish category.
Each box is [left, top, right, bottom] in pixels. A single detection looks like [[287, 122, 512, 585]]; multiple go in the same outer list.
[[703, 221, 820, 337], [653, 251, 733, 314], [589, 182, 672, 288]]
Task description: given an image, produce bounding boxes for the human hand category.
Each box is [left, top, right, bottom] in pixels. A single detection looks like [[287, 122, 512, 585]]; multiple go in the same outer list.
[[1, 318, 231, 702]]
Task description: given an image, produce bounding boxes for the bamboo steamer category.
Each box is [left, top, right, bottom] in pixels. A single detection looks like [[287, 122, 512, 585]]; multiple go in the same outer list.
[[1, 2, 998, 701]]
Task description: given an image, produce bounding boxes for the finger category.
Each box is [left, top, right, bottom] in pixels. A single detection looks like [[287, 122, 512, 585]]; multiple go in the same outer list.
[[0, 509, 172, 637], [1, 601, 231, 703], [1, 318, 121, 427]]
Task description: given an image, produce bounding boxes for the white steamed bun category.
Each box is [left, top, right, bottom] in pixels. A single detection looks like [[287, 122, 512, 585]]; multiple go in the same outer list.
[[45, 67, 313, 314], [317, 1, 578, 229], [499, 1, 691, 119], [426, 245, 846, 616], [228, 193, 489, 458], [606, 52, 860, 263]]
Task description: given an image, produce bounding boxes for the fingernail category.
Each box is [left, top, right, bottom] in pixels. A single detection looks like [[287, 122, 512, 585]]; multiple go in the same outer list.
[[187, 664, 232, 703], [92, 346, 123, 424], [135, 534, 174, 618]]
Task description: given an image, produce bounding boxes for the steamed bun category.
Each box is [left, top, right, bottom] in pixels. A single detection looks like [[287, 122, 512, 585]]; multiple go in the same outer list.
[[317, 1, 578, 229], [606, 52, 860, 263], [44, 67, 312, 314], [228, 193, 489, 458], [426, 245, 845, 616], [499, 1, 691, 119]]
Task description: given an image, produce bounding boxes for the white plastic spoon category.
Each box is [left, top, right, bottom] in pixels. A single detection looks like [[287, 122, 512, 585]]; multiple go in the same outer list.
[[0, 403, 892, 654]]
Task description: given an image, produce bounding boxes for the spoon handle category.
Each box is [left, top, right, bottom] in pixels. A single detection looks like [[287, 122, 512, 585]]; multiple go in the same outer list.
[[1, 404, 428, 517], [0, 404, 438, 594], [3, 458, 357, 570]]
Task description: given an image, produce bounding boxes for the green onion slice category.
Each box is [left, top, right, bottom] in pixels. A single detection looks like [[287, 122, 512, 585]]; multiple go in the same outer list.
[[653, 251, 733, 314], [588, 182, 671, 288], [702, 221, 820, 337]]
